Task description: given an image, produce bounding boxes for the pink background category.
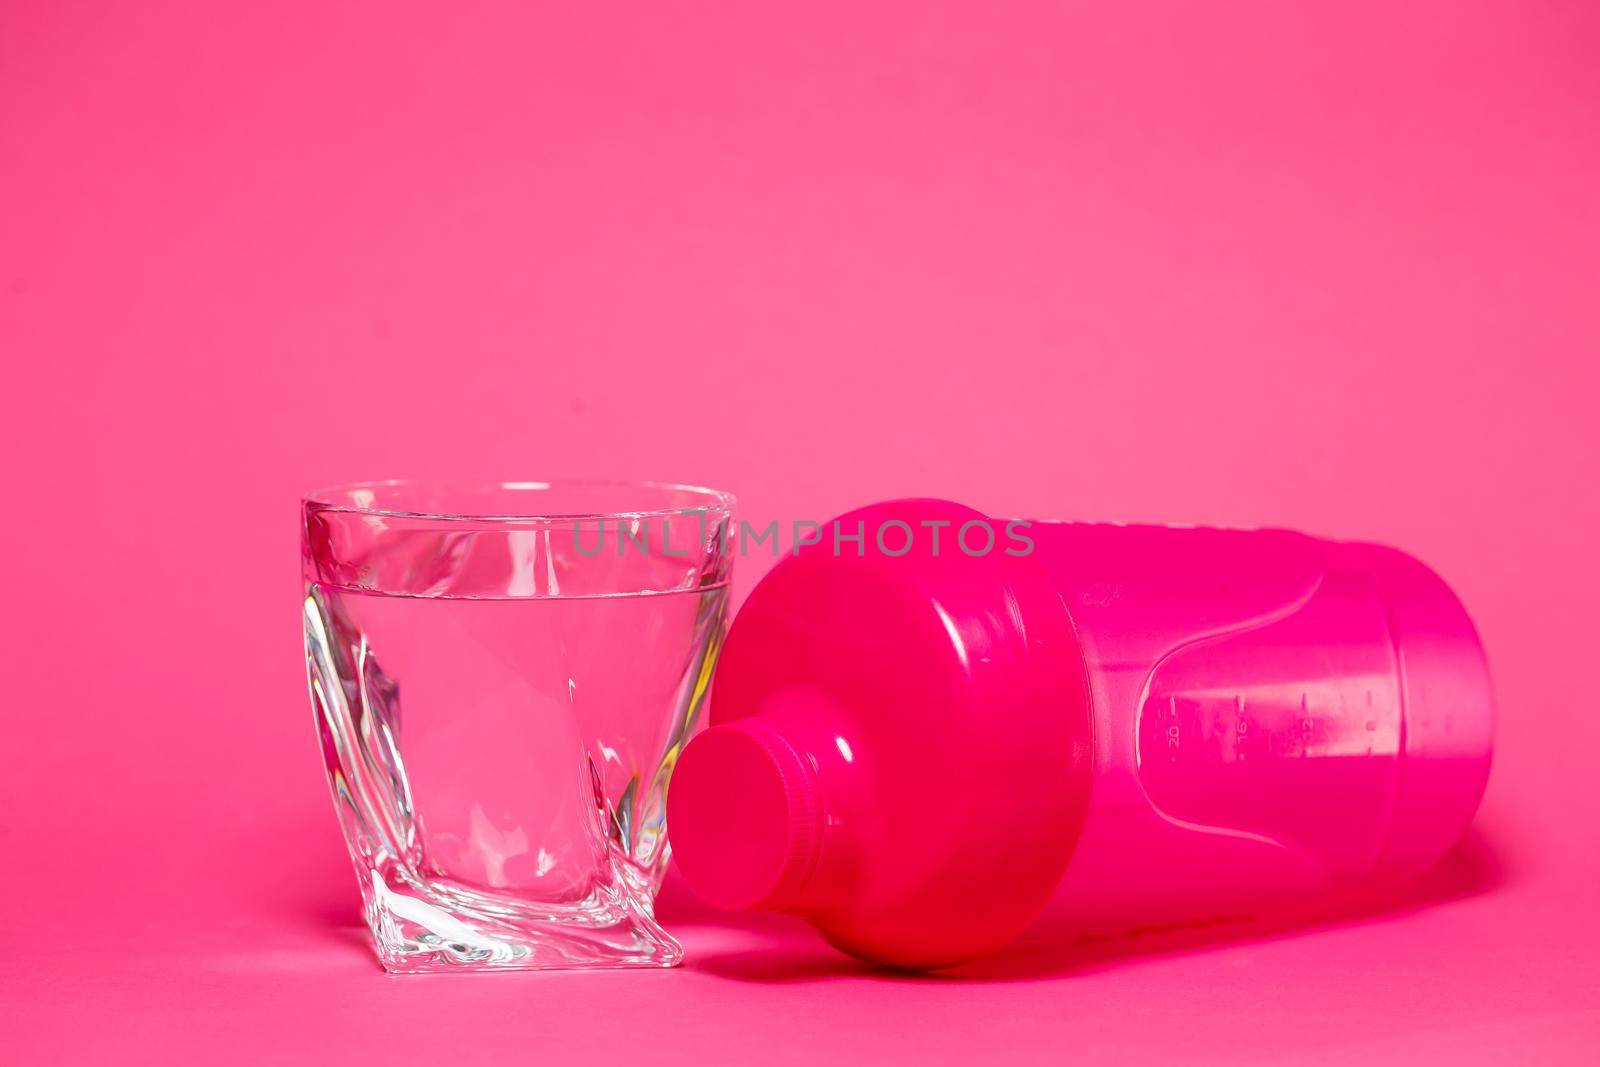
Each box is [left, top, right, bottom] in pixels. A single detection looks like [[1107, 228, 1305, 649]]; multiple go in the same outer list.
[[3, 2, 1597, 1062]]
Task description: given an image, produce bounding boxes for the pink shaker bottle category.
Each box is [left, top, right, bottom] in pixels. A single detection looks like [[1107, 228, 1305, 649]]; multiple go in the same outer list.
[[667, 500, 1493, 968]]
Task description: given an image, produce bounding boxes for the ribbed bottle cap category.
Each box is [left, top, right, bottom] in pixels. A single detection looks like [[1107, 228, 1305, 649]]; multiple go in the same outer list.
[[668, 720, 823, 912]]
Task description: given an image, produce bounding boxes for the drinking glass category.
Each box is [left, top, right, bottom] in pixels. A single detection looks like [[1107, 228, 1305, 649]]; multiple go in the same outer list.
[[301, 480, 734, 971]]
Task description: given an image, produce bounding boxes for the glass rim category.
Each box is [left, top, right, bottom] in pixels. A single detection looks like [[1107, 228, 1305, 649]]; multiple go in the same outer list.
[[303, 478, 737, 524]]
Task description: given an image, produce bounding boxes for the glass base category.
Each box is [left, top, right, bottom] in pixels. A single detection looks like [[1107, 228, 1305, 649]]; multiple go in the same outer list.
[[359, 865, 682, 973]]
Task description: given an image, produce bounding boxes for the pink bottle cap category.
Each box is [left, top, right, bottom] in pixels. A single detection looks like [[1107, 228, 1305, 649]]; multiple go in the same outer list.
[[669, 718, 823, 911]]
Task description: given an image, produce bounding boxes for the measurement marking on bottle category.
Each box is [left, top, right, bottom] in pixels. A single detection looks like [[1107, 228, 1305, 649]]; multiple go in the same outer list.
[[1235, 695, 1248, 763]]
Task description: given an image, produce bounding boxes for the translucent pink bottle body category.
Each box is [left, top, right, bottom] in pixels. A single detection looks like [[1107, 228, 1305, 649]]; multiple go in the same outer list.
[[1030, 522, 1492, 935], [668, 501, 1493, 968]]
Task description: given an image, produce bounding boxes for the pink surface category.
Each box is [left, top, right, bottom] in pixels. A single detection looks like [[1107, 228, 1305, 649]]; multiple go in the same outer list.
[[2, 1, 1596, 1062]]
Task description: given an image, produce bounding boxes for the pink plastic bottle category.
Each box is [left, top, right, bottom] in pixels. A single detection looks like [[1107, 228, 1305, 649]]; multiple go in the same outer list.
[[667, 500, 1493, 968]]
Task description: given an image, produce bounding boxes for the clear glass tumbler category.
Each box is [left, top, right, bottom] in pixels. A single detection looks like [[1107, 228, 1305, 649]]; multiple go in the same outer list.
[[301, 480, 734, 971]]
